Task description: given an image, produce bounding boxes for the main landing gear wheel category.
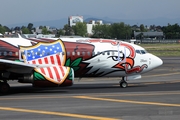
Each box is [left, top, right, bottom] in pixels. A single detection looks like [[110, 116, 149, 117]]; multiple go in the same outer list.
[[0, 82, 10, 94], [119, 77, 128, 88]]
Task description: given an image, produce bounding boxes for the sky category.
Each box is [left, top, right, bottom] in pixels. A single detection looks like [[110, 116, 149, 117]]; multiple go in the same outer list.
[[0, 0, 180, 26]]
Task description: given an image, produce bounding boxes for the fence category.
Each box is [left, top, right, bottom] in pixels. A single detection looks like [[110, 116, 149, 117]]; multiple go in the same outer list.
[[124, 39, 180, 44]]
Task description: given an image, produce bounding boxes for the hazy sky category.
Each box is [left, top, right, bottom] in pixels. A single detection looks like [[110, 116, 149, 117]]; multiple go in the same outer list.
[[0, 0, 180, 26]]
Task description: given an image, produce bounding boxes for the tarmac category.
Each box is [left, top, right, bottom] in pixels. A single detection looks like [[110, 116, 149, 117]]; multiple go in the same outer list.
[[0, 57, 180, 120]]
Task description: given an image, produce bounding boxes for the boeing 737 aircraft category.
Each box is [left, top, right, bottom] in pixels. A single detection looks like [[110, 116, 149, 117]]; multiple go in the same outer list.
[[0, 35, 163, 94]]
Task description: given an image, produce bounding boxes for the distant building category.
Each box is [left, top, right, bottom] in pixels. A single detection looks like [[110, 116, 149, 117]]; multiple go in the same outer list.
[[36, 27, 42, 34], [35, 26, 57, 34], [24, 34, 55, 38], [134, 31, 164, 40], [36, 34, 55, 38], [68, 15, 111, 36], [86, 20, 105, 36], [60, 35, 84, 38], [0, 33, 3, 37], [68, 16, 83, 27]]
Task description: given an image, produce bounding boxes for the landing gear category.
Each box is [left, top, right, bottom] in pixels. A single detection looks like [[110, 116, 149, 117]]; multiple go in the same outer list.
[[0, 81, 10, 94], [119, 77, 128, 88]]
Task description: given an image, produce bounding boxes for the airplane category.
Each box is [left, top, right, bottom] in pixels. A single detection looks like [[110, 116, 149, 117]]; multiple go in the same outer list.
[[0, 35, 163, 94]]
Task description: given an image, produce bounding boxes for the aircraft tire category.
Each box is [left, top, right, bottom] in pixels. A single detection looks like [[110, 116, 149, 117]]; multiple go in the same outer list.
[[120, 81, 128, 88], [0, 82, 10, 94]]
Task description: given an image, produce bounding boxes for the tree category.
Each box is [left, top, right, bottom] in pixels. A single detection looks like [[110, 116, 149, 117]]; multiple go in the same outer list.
[[0, 25, 10, 34], [110, 22, 132, 39], [42, 27, 48, 34], [57, 29, 65, 37], [14, 26, 21, 31], [0, 26, 6, 34], [27, 23, 33, 30], [27, 23, 34, 34], [63, 24, 73, 35], [92, 24, 111, 38], [162, 23, 180, 39], [72, 22, 87, 37], [39, 26, 43, 29], [92, 22, 132, 39], [3, 26, 10, 32], [92, 24, 101, 38], [149, 25, 156, 31], [140, 24, 145, 32], [21, 27, 31, 34]]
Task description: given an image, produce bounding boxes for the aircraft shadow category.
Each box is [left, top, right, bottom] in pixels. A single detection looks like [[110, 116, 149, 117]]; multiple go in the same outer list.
[[1, 82, 180, 96]]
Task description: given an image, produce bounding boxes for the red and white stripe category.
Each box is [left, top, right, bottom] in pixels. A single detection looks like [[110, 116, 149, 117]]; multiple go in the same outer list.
[[27, 53, 67, 83], [28, 53, 63, 65], [36, 66, 68, 83]]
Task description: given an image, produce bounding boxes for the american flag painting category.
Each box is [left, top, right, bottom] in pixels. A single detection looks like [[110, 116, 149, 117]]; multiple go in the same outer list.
[[24, 40, 65, 65], [20, 40, 70, 84]]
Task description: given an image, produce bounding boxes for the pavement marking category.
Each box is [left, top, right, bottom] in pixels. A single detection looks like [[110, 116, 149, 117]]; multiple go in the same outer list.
[[90, 91, 180, 97], [74, 96, 180, 107], [1, 91, 180, 101], [0, 96, 70, 100], [74, 72, 180, 82], [0, 107, 120, 120]]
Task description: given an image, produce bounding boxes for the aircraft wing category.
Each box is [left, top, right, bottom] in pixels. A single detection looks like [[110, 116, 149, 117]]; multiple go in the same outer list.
[[0, 58, 74, 90], [0, 59, 52, 74]]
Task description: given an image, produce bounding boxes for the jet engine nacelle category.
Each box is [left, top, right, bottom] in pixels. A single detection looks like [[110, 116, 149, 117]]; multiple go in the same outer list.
[[18, 74, 34, 83], [18, 66, 74, 87]]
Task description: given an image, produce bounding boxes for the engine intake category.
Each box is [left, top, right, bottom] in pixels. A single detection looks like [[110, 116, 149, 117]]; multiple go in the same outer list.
[[18, 74, 34, 83]]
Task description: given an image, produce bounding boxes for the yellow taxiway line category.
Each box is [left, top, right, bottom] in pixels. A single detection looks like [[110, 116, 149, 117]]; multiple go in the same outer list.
[[0, 107, 119, 120], [1, 91, 180, 119], [1, 91, 180, 101], [74, 96, 180, 107]]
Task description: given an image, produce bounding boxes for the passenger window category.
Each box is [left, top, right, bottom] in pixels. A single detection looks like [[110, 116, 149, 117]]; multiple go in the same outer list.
[[87, 52, 90, 56], [72, 52, 75, 56], [9, 52, 13, 56], [92, 52, 95, 56], [77, 52, 80, 56], [67, 52, 70, 56], [15, 52, 18, 56], [112, 51, 115, 56], [102, 52, 105, 55], [107, 52, 110, 55], [82, 52, 85, 56], [4, 52, 7, 56], [9, 52, 12, 56]]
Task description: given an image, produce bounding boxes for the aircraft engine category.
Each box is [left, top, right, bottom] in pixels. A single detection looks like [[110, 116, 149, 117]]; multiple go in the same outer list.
[[18, 74, 34, 83], [18, 66, 74, 87]]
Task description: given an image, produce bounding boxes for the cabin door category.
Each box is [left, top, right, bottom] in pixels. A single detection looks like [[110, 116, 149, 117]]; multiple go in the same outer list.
[[117, 42, 126, 63]]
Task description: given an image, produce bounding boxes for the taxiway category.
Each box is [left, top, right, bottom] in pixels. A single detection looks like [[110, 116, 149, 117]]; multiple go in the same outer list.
[[0, 57, 180, 120]]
